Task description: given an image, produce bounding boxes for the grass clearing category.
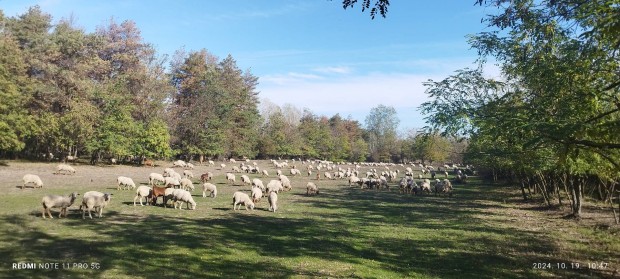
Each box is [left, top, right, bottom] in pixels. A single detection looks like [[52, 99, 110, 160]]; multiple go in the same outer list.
[[0, 161, 618, 278]]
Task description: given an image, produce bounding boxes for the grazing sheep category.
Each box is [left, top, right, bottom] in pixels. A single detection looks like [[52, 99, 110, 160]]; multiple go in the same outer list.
[[183, 170, 194, 179], [163, 168, 175, 177], [173, 160, 186, 168], [226, 173, 236, 185], [266, 180, 284, 193], [185, 163, 195, 170], [143, 159, 155, 167], [290, 169, 301, 176], [276, 169, 282, 176], [149, 173, 165, 186], [435, 179, 453, 196], [180, 178, 194, 191], [232, 191, 254, 211], [251, 187, 263, 203], [55, 164, 76, 175], [133, 186, 152, 206], [348, 176, 360, 187], [251, 178, 265, 192], [268, 191, 278, 212], [208, 160, 215, 166], [262, 169, 269, 177], [164, 177, 181, 188], [240, 175, 251, 185], [172, 189, 196, 210], [279, 175, 292, 191], [306, 182, 319, 195], [23, 174, 43, 189], [419, 179, 432, 194], [229, 158, 237, 163], [41, 192, 79, 218], [117, 176, 136, 190], [202, 183, 217, 198], [220, 163, 226, 169], [324, 172, 332, 180], [81, 191, 112, 219]]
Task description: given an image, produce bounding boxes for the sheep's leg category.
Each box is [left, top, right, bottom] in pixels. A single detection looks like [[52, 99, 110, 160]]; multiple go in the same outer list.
[[98, 207, 104, 218], [41, 207, 46, 219], [46, 208, 54, 219], [133, 195, 138, 206]]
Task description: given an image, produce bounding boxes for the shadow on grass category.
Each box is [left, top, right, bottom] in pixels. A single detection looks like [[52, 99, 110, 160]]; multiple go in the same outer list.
[[0, 179, 613, 278]]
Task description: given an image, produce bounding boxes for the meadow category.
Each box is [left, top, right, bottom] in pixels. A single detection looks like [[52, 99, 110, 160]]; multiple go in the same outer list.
[[0, 160, 617, 278]]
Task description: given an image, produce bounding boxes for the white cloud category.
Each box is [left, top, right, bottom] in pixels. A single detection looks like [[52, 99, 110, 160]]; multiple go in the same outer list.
[[258, 72, 441, 130], [312, 66, 352, 74]]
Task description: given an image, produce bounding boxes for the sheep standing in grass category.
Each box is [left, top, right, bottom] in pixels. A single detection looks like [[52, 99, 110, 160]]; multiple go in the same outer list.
[[81, 191, 112, 219], [279, 175, 292, 191], [172, 189, 196, 210], [226, 173, 236, 185], [183, 170, 194, 179], [435, 179, 453, 196], [134, 186, 152, 206], [55, 164, 75, 175], [220, 163, 226, 169], [252, 178, 265, 192], [232, 191, 254, 211], [23, 174, 43, 189], [266, 180, 283, 193], [149, 173, 165, 186], [419, 179, 432, 194], [251, 187, 263, 203], [202, 183, 217, 198], [117, 176, 136, 190], [262, 169, 269, 177], [240, 175, 251, 186], [164, 177, 181, 188], [268, 191, 278, 212], [180, 178, 194, 191], [306, 182, 319, 195], [185, 163, 195, 170], [324, 172, 332, 180], [41, 192, 79, 218], [349, 176, 360, 187]]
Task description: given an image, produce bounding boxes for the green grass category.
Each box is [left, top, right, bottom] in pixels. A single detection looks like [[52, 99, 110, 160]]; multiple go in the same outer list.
[[0, 161, 617, 278]]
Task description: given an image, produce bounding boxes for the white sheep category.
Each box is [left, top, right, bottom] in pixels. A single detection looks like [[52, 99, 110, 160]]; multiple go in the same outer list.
[[183, 170, 194, 179], [41, 192, 79, 218], [226, 173, 236, 185], [164, 177, 181, 188], [117, 176, 136, 190], [435, 179, 453, 196], [173, 160, 186, 168], [172, 189, 196, 210], [180, 178, 194, 191], [202, 183, 217, 198], [220, 163, 226, 169], [251, 187, 263, 203], [163, 168, 175, 177], [266, 180, 283, 193], [208, 160, 215, 166], [149, 173, 165, 186], [23, 174, 43, 189], [185, 162, 195, 170], [229, 158, 237, 163], [306, 182, 319, 195], [348, 176, 360, 187], [262, 169, 269, 177], [276, 169, 282, 176], [232, 191, 254, 211], [55, 164, 75, 175], [290, 169, 301, 176], [268, 191, 278, 212], [251, 178, 265, 192], [81, 191, 112, 219], [324, 172, 332, 180], [279, 175, 292, 191], [134, 186, 152, 206], [240, 174, 251, 185]]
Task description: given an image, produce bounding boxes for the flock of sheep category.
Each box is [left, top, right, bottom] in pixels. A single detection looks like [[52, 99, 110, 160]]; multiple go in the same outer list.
[[23, 159, 470, 220]]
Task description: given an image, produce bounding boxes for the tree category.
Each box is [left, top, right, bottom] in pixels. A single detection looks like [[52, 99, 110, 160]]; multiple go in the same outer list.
[[337, 0, 390, 19], [365, 105, 400, 162]]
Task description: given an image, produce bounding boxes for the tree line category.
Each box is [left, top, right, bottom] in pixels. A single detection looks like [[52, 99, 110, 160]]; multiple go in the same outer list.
[[421, 0, 620, 219], [0, 6, 463, 165]]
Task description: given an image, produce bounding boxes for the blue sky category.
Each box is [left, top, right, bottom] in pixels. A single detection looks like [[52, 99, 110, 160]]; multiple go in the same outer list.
[[1, 0, 499, 132]]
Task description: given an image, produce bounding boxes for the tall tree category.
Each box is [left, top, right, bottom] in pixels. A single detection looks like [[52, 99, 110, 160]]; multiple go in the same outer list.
[[365, 104, 400, 162]]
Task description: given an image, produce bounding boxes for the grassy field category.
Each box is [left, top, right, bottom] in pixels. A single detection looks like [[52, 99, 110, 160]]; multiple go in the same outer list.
[[0, 160, 617, 278]]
